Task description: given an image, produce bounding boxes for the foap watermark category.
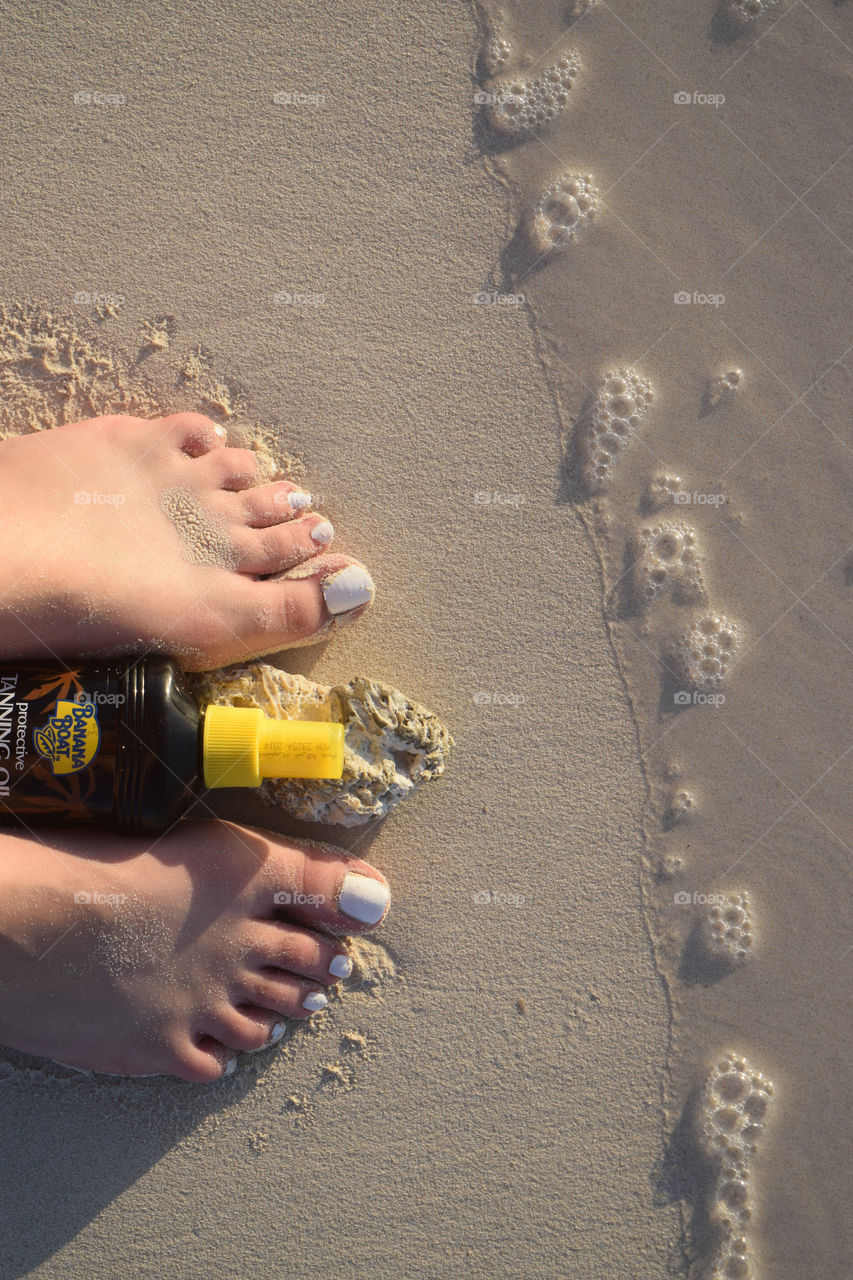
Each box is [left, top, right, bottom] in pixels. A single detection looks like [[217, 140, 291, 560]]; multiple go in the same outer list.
[[75, 689, 126, 707], [73, 291, 125, 307], [473, 889, 526, 907], [473, 290, 525, 307], [674, 291, 725, 307], [74, 491, 126, 506], [674, 891, 726, 907], [273, 891, 326, 906], [673, 490, 726, 507], [474, 88, 524, 109], [473, 490, 525, 508], [674, 690, 725, 707], [274, 290, 325, 307], [473, 690, 526, 706], [74, 891, 128, 906], [674, 91, 725, 108], [273, 90, 326, 107], [273, 489, 327, 507], [73, 90, 126, 107]]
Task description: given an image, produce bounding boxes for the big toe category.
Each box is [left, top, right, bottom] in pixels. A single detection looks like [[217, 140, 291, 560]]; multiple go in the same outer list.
[[246, 832, 391, 933], [182, 554, 375, 669]]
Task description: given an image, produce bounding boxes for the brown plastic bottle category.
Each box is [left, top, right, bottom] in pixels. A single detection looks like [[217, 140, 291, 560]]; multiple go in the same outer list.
[[0, 656, 344, 834]]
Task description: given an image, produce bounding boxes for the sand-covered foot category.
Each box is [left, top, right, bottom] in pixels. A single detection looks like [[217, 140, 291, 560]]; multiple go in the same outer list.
[[0, 820, 390, 1080], [0, 412, 375, 669]]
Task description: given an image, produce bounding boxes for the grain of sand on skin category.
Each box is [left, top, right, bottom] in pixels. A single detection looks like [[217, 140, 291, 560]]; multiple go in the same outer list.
[[45, 932, 400, 1090], [160, 486, 239, 570]]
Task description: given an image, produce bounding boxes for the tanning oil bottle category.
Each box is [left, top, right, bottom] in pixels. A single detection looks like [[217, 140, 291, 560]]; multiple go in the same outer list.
[[0, 656, 343, 833]]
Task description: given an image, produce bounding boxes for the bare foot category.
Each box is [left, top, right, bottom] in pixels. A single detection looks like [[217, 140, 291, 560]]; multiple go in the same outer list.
[[0, 820, 390, 1080], [0, 413, 375, 669]]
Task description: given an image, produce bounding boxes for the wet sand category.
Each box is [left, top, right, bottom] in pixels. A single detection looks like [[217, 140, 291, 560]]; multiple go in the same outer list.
[[480, 0, 853, 1275]]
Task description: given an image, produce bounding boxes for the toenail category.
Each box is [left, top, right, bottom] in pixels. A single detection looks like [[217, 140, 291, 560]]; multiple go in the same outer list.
[[338, 873, 390, 925], [302, 991, 328, 1013], [269, 1021, 287, 1043], [322, 565, 375, 615], [329, 953, 353, 979], [310, 519, 334, 546], [282, 489, 312, 512], [223, 1056, 237, 1076], [214, 425, 228, 441]]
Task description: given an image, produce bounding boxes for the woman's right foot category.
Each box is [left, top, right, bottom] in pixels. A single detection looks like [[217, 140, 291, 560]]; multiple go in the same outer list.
[[0, 819, 390, 1080], [0, 412, 375, 670]]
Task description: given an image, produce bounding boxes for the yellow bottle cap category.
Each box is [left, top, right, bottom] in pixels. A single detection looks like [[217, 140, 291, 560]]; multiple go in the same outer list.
[[202, 705, 344, 788]]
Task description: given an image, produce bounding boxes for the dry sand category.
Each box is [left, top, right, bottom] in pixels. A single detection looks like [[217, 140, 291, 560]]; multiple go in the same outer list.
[[0, 0, 848, 1277]]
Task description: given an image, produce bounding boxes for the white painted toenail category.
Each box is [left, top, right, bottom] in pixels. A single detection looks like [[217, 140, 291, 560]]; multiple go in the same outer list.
[[214, 425, 228, 441], [285, 490, 312, 512], [329, 953, 353, 978], [311, 519, 334, 546], [269, 1021, 287, 1043], [302, 991, 328, 1013], [322, 565, 375, 615], [223, 1057, 237, 1076], [339, 873, 390, 925]]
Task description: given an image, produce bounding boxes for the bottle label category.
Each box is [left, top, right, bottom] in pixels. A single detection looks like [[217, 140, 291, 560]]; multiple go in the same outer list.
[[0, 664, 116, 817], [33, 699, 100, 774], [0, 657, 198, 831]]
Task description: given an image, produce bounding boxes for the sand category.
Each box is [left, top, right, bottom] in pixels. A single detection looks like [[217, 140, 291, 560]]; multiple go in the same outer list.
[[0, 0, 848, 1276], [479, 1, 853, 1275]]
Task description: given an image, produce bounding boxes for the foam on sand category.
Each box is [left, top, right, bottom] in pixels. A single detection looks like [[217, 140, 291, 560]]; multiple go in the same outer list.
[[696, 1053, 775, 1279], [528, 172, 600, 253], [671, 613, 742, 694], [700, 893, 755, 968], [630, 520, 707, 608], [574, 368, 655, 494], [706, 367, 744, 412], [484, 51, 581, 134]]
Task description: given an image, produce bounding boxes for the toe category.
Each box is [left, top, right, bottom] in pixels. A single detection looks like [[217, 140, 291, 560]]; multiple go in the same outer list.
[[157, 412, 229, 458], [197, 447, 260, 491], [252, 554, 375, 640], [246, 921, 353, 984], [240, 1010, 289, 1053], [240, 481, 314, 528], [201, 1005, 284, 1053], [239, 970, 332, 1020], [233, 514, 334, 574], [173, 1035, 237, 1083], [183, 554, 375, 667], [258, 839, 391, 933]]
